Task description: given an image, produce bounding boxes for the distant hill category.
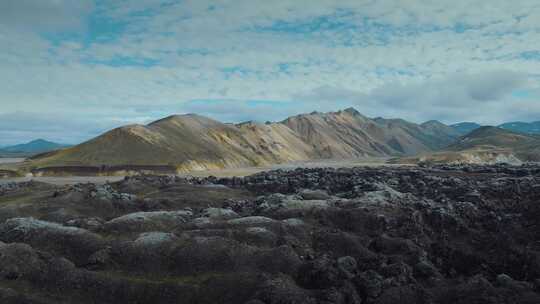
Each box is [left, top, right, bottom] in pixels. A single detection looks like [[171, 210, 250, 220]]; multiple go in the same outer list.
[[451, 121, 540, 136], [396, 126, 540, 165], [27, 108, 461, 173], [498, 121, 540, 135], [0, 139, 70, 157], [449, 126, 538, 151], [450, 122, 483, 135]]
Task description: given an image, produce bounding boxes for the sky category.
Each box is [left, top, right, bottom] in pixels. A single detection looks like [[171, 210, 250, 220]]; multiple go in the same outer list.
[[1, 0, 540, 145]]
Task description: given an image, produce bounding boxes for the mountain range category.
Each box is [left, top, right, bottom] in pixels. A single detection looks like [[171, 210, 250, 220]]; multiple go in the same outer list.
[[498, 121, 540, 135], [450, 126, 540, 161], [450, 121, 540, 135], [26, 108, 464, 172], [398, 126, 540, 165], [0, 139, 69, 157], [4, 108, 539, 175]]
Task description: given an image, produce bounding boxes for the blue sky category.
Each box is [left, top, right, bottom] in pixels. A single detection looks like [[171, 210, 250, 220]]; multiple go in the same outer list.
[[1, 0, 540, 145]]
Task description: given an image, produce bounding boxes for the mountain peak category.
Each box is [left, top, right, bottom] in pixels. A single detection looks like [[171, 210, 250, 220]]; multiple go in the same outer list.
[[465, 126, 509, 137], [29, 139, 52, 144], [450, 122, 483, 136], [334, 107, 369, 120], [422, 120, 443, 126], [149, 113, 219, 127], [0, 138, 68, 156], [343, 107, 361, 115]]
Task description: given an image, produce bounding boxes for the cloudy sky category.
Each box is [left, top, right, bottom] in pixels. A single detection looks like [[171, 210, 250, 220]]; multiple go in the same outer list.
[[1, 0, 540, 145]]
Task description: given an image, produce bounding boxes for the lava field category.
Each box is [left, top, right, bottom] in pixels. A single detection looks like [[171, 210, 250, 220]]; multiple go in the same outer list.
[[0, 164, 540, 304]]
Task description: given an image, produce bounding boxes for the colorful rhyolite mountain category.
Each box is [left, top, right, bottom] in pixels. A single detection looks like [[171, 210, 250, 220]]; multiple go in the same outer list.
[[28, 108, 464, 172]]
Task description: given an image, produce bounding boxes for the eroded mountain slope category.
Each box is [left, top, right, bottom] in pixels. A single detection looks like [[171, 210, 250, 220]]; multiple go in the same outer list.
[[27, 108, 461, 173]]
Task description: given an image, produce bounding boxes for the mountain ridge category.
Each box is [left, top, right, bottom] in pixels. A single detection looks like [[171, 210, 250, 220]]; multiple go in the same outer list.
[[26, 108, 461, 173], [449, 126, 540, 152], [498, 121, 540, 135], [15, 110, 540, 173], [396, 126, 540, 165], [450, 121, 540, 135]]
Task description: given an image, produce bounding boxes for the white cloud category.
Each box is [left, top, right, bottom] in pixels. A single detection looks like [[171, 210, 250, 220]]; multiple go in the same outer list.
[[296, 70, 533, 124], [1, 0, 540, 143], [0, 111, 128, 145], [0, 0, 94, 32]]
